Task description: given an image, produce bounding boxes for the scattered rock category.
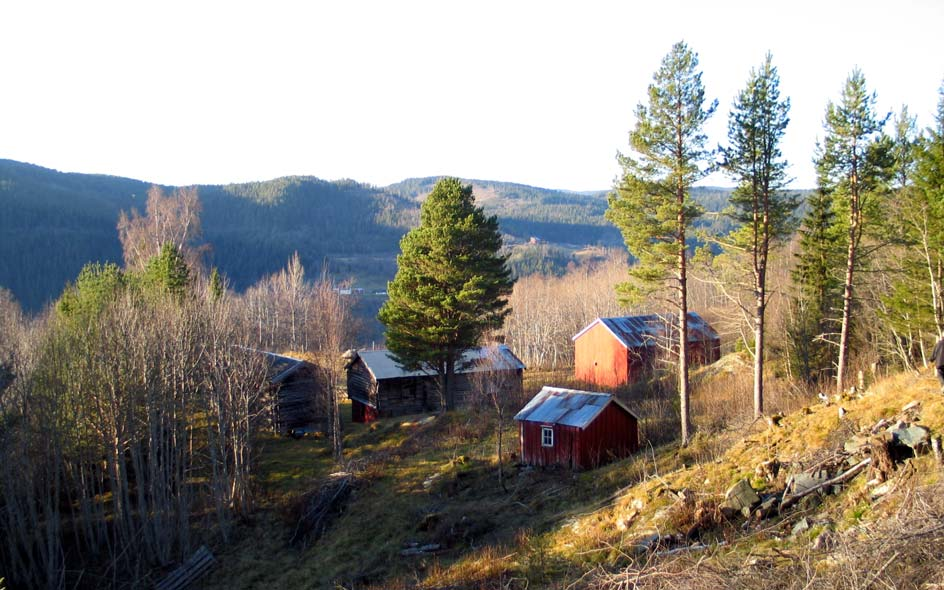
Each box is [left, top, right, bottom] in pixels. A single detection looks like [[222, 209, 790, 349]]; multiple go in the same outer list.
[[890, 424, 930, 450], [724, 479, 760, 515], [422, 473, 442, 490], [676, 488, 696, 505], [790, 517, 810, 537], [844, 435, 869, 455]]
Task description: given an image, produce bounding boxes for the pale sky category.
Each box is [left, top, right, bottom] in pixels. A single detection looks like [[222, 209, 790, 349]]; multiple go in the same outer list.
[[1, 1, 942, 192]]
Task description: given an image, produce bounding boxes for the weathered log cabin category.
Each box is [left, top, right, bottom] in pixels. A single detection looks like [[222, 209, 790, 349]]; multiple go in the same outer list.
[[514, 386, 639, 470], [345, 345, 525, 422], [572, 312, 721, 388], [261, 351, 328, 436]]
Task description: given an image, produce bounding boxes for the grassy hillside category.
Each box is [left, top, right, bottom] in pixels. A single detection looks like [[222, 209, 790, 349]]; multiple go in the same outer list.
[[195, 364, 944, 589]]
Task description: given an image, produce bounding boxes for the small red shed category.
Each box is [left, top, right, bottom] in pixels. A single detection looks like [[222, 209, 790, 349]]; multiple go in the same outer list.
[[572, 312, 721, 388], [514, 386, 639, 470]]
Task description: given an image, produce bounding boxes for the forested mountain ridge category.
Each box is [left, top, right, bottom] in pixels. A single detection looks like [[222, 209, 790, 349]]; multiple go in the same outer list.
[[0, 159, 752, 312], [0, 160, 418, 310]]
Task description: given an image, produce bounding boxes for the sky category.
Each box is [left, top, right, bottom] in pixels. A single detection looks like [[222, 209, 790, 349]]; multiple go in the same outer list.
[[1, 1, 942, 192]]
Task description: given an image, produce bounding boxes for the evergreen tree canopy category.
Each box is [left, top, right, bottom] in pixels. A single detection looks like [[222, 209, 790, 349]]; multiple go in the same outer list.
[[605, 40, 716, 445], [56, 262, 126, 323], [607, 41, 717, 305], [139, 243, 193, 299], [378, 177, 513, 409]]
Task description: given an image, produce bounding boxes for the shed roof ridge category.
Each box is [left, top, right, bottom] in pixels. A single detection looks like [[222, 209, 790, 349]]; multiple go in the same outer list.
[[514, 385, 638, 428]]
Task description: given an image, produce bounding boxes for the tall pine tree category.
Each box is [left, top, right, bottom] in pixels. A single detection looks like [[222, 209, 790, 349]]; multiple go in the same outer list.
[[378, 178, 513, 410], [606, 41, 716, 446], [719, 53, 796, 418], [814, 69, 892, 392]]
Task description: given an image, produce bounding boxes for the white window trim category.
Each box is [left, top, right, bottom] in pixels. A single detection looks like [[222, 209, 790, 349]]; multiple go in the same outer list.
[[541, 426, 554, 447]]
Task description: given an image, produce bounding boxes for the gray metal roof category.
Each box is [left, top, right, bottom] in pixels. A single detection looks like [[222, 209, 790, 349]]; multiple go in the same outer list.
[[357, 345, 526, 381], [571, 311, 719, 348], [514, 386, 637, 429]]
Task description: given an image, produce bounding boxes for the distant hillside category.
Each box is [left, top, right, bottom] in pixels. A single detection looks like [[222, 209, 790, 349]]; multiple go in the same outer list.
[[0, 160, 417, 311], [387, 177, 622, 247], [0, 160, 770, 313], [389, 177, 746, 244]]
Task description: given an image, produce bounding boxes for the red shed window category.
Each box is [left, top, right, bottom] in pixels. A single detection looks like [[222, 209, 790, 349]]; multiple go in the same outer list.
[[541, 426, 554, 447]]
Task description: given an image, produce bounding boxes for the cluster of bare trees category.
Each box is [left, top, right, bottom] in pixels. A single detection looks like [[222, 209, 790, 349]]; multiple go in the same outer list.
[[0, 293, 269, 589], [117, 186, 206, 271], [505, 256, 632, 369]]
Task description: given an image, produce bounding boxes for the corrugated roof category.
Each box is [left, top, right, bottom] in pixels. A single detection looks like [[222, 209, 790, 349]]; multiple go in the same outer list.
[[572, 311, 719, 348], [514, 386, 637, 429], [357, 345, 526, 381]]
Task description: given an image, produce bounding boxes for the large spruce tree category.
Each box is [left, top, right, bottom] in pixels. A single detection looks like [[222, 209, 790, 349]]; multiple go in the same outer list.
[[719, 54, 796, 418], [378, 177, 513, 410], [606, 41, 716, 446]]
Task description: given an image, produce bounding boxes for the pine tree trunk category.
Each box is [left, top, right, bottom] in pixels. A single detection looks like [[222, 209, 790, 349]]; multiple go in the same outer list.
[[678, 208, 691, 446], [837, 239, 856, 393], [837, 184, 860, 394], [754, 293, 765, 419]]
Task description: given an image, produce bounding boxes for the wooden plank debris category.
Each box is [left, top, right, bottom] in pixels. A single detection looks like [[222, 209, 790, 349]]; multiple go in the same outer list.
[[154, 545, 215, 590]]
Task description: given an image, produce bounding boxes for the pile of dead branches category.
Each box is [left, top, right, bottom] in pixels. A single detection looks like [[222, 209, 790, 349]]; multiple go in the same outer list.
[[584, 481, 944, 590], [287, 472, 356, 548]]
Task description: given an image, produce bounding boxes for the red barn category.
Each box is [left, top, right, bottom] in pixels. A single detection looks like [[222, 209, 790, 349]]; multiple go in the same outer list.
[[572, 312, 721, 388], [514, 386, 639, 470]]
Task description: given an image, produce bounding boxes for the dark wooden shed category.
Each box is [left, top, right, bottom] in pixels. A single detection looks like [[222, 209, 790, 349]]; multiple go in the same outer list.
[[261, 351, 328, 436], [514, 386, 639, 470], [345, 345, 525, 422], [572, 312, 721, 388]]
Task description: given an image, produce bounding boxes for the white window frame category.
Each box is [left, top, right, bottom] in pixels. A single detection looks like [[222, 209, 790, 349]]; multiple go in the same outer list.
[[541, 426, 554, 447]]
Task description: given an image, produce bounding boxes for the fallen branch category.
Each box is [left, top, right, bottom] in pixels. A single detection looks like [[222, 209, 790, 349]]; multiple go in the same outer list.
[[780, 458, 871, 512]]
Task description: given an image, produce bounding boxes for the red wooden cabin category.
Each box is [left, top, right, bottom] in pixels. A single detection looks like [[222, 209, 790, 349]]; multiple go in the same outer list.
[[572, 312, 721, 388], [514, 386, 639, 470]]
